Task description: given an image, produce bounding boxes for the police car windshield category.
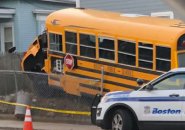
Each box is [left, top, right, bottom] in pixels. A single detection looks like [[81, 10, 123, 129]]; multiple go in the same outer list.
[[178, 53, 185, 67], [138, 71, 172, 91]]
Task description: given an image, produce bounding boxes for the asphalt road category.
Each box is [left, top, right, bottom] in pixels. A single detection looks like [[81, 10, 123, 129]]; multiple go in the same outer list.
[[0, 120, 101, 130]]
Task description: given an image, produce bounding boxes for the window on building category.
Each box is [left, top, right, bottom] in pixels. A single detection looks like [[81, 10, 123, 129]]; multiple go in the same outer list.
[[80, 33, 96, 58], [37, 21, 45, 35], [156, 46, 171, 71], [4, 27, 13, 52], [49, 33, 62, 51], [139, 42, 153, 69], [65, 31, 77, 55], [118, 40, 136, 66], [99, 37, 115, 60], [0, 22, 15, 53]]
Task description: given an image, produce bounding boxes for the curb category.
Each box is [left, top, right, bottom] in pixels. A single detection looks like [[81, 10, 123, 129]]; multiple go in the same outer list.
[[0, 128, 22, 130], [0, 114, 91, 125]]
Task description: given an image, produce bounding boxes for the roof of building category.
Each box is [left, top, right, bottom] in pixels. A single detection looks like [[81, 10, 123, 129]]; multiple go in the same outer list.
[[0, 9, 15, 14], [33, 9, 55, 14], [0, 7, 15, 18]]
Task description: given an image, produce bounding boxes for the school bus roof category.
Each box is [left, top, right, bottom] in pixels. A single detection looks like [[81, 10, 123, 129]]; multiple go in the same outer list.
[[46, 8, 185, 48]]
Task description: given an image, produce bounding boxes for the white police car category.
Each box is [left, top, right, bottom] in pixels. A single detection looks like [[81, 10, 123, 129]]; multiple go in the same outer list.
[[91, 68, 185, 130]]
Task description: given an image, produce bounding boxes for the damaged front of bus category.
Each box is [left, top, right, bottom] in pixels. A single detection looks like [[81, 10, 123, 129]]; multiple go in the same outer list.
[[21, 32, 48, 73]]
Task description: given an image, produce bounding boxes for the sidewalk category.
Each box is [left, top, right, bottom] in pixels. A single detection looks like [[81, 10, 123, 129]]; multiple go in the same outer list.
[[0, 120, 101, 130]]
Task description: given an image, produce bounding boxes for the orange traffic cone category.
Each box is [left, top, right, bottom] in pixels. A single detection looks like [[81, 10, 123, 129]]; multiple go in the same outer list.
[[23, 106, 33, 130]]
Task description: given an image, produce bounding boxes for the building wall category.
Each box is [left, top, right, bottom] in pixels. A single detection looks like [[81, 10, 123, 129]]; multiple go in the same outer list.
[[80, 0, 171, 15], [1, 0, 74, 52], [163, 0, 185, 21]]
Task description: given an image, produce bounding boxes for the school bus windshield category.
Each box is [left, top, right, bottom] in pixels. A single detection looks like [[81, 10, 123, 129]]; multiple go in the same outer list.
[[178, 53, 185, 67]]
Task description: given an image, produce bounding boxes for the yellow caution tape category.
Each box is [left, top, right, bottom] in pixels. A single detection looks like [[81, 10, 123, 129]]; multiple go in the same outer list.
[[0, 100, 91, 116]]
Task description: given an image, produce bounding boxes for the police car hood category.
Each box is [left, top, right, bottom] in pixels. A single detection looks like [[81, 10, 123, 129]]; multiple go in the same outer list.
[[105, 91, 132, 98]]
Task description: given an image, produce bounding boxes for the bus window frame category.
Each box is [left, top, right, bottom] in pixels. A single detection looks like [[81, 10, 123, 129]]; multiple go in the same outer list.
[[155, 45, 171, 72], [64, 30, 78, 56], [98, 35, 116, 62], [79, 32, 96, 59], [176, 50, 185, 68], [117, 38, 136, 67], [138, 41, 154, 70], [48, 31, 63, 53]]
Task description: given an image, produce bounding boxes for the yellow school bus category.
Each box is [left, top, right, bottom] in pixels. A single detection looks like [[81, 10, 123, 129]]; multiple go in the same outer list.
[[21, 8, 185, 96]]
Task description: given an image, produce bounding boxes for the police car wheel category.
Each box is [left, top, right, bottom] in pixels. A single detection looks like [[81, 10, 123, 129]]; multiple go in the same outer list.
[[111, 109, 133, 130]]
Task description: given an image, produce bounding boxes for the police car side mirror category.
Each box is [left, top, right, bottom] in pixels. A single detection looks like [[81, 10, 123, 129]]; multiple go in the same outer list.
[[146, 84, 153, 91], [136, 79, 144, 86]]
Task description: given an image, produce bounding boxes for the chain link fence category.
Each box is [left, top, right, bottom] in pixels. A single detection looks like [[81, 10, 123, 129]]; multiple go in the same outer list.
[[0, 53, 100, 124], [0, 70, 96, 123]]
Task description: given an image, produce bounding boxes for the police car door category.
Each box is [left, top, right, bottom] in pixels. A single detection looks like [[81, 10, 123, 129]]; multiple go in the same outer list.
[[134, 73, 185, 121]]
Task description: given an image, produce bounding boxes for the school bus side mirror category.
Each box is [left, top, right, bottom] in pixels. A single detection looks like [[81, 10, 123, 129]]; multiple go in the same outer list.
[[8, 47, 16, 53], [136, 79, 144, 86]]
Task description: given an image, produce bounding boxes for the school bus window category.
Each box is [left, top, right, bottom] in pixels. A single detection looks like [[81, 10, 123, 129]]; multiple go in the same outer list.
[[65, 31, 77, 55], [177, 34, 185, 51], [118, 40, 136, 66], [80, 33, 96, 58], [99, 37, 115, 60], [156, 46, 171, 71], [156, 46, 171, 59], [49, 33, 62, 51], [139, 42, 153, 69], [178, 53, 185, 67]]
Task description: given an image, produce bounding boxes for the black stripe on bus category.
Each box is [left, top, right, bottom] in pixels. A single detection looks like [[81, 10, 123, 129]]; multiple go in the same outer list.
[[48, 51, 163, 75], [77, 57, 163, 75], [66, 72, 137, 90], [80, 83, 110, 92], [104, 80, 139, 90], [77, 66, 150, 83], [66, 72, 100, 81]]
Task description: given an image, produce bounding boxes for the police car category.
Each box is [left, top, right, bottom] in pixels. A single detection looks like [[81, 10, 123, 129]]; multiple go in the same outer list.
[[91, 68, 185, 130]]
